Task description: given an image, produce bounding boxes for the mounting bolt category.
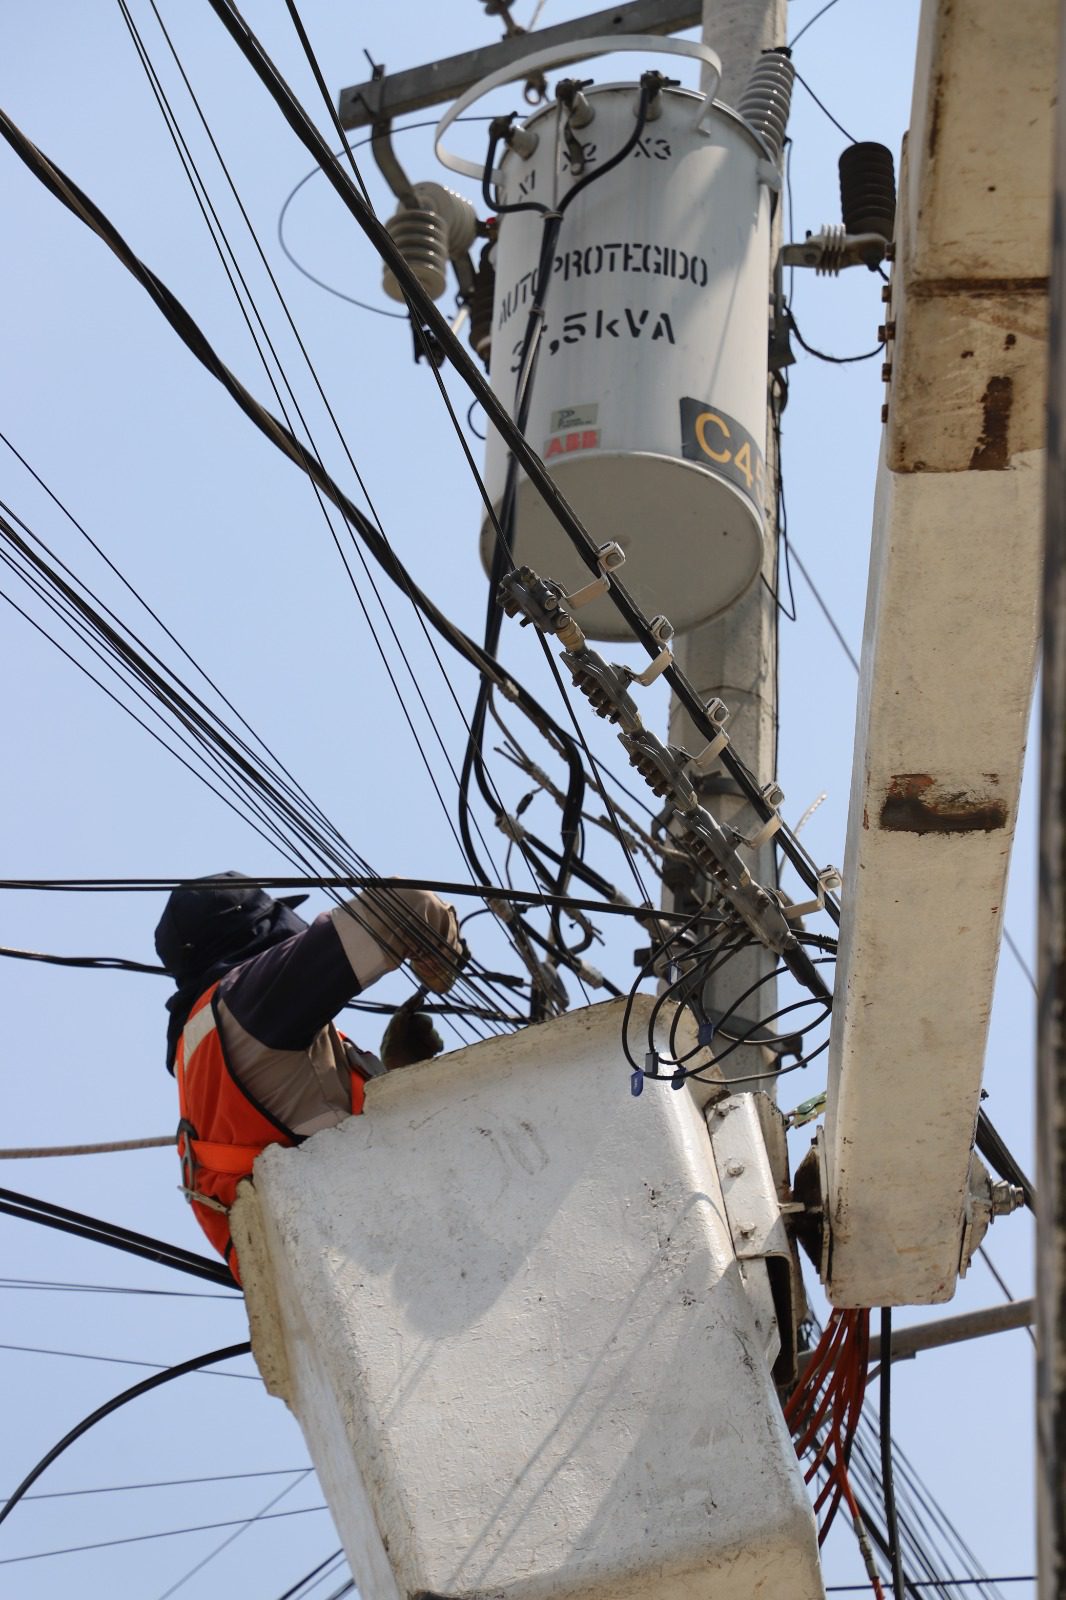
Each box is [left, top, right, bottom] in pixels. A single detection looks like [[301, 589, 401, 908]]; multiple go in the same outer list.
[[881, 402, 890, 424], [989, 1180, 1026, 1217], [877, 321, 896, 342], [881, 283, 893, 303], [726, 1159, 745, 1177], [881, 361, 893, 382]]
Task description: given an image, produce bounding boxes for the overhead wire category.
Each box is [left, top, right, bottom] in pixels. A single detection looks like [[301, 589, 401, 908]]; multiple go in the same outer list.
[[0, 1339, 253, 1530], [0, 1505, 330, 1566], [1, 75, 830, 999], [195, 0, 839, 928], [274, 0, 620, 1003], [789, 0, 846, 48], [796, 1308, 1013, 1597], [0, 1185, 239, 1287], [126, 3, 524, 923], [115, 0, 531, 1017], [272, 1551, 347, 1600], [879, 1310, 907, 1600], [792, 65, 858, 144], [276, 0, 615, 1002], [0, 497, 511, 1035], [12, 1468, 308, 1502], [0, 1277, 238, 1299], [152, 1466, 315, 1600], [0, 98, 621, 1020], [0, 1340, 256, 1377]]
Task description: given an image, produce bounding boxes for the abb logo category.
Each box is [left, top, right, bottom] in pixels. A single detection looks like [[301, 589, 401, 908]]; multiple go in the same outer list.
[[544, 429, 599, 459]]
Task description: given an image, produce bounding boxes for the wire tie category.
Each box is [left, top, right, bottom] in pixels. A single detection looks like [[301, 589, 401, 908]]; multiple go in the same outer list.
[[670, 1066, 687, 1091], [630, 1069, 644, 1097], [697, 1019, 716, 1047]]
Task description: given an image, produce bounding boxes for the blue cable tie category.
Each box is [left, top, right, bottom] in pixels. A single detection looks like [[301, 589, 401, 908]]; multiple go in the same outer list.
[[670, 1066, 687, 1090], [630, 1069, 645, 1097], [697, 1020, 716, 1047]]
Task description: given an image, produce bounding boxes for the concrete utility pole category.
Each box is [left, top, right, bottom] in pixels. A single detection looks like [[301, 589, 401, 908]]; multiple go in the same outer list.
[[1038, 6, 1066, 1591], [666, 0, 787, 1088]]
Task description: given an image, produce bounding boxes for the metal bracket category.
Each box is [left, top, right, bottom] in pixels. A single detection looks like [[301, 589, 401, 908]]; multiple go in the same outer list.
[[782, 865, 842, 920], [628, 645, 673, 688], [339, 2, 704, 129], [780, 226, 889, 276], [564, 540, 625, 610]]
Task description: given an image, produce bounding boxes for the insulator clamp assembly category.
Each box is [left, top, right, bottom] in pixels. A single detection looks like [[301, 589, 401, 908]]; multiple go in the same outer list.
[[495, 557, 823, 971]]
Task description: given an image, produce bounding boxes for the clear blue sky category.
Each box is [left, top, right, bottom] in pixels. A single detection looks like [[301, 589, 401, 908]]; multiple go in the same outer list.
[[0, 2, 1035, 1596]]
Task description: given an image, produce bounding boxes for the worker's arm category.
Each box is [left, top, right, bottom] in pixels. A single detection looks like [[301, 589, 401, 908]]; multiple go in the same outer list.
[[218, 887, 459, 1053]]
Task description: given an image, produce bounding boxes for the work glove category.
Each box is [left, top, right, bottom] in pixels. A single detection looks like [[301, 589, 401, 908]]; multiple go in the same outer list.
[[355, 884, 463, 994], [380, 1009, 445, 1071]]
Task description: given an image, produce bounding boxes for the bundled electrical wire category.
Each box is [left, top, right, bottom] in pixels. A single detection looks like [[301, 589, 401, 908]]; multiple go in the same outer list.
[[621, 900, 836, 1093], [786, 1310, 875, 1568], [794, 1311, 1009, 1600], [0, 494, 520, 1041]]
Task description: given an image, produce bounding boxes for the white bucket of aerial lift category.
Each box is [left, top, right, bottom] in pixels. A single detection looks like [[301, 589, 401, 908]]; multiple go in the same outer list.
[[233, 998, 824, 1600], [436, 37, 778, 641]]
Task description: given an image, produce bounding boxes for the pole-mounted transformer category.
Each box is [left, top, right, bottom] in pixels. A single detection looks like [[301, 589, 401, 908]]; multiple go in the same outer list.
[[436, 35, 794, 640]]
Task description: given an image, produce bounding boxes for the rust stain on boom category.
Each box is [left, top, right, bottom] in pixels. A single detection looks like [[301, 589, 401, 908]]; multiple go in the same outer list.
[[879, 774, 1008, 834], [969, 375, 1014, 469]]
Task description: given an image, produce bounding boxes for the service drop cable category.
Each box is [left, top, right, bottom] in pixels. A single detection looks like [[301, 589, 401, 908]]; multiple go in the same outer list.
[[0, 1340, 252, 1529], [196, 0, 839, 921]]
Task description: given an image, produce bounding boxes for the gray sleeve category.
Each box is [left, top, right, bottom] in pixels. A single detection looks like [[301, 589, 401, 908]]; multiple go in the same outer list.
[[215, 996, 356, 1139]]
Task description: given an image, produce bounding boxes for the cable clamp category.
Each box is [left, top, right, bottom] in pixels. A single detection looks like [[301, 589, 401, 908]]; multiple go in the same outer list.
[[742, 782, 786, 850], [687, 698, 732, 775], [495, 812, 527, 844], [628, 645, 672, 688], [782, 865, 842, 920], [688, 730, 731, 774], [561, 646, 642, 732], [562, 542, 625, 610]]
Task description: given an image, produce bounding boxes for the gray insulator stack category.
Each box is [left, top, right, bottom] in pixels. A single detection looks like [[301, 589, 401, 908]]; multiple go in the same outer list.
[[737, 48, 795, 165], [382, 182, 478, 303]]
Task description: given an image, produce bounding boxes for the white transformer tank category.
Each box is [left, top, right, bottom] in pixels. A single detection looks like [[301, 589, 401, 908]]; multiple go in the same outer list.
[[463, 62, 775, 639]]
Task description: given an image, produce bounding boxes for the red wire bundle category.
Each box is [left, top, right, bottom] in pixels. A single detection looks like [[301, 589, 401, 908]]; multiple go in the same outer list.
[[785, 1309, 881, 1593]]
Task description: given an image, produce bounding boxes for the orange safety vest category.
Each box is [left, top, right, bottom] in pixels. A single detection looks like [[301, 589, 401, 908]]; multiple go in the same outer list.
[[175, 982, 365, 1284]]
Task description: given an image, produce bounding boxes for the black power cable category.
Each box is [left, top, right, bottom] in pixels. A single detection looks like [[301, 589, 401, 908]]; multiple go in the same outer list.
[[0, 108, 607, 1020], [880, 1309, 907, 1600], [0, 500, 513, 1032], [0, 1340, 252, 1529], [272, 1551, 346, 1600], [274, 0, 607, 1004], [0, 1185, 237, 1287]]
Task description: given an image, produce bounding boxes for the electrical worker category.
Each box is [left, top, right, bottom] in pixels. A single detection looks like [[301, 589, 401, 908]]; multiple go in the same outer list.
[[154, 873, 462, 1283]]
